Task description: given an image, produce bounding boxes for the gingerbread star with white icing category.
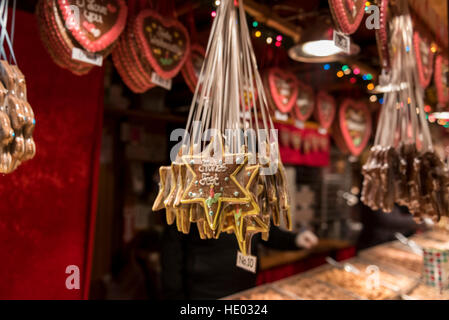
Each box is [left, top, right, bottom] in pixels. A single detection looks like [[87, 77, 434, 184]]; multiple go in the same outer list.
[[181, 151, 252, 232], [152, 166, 172, 212]]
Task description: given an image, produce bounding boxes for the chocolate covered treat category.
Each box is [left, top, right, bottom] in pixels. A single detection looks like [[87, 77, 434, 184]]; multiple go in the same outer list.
[[0, 60, 37, 173], [407, 284, 449, 300]]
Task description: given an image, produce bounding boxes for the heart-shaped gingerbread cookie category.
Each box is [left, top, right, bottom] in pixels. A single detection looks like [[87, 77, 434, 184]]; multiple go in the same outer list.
[[294, 81, 315, 122], [329, 0, 365, 35], [242, 82, 259, 110], [315, 91, 336, 130], [266, 68, 298, 113], [375, 0, 390, 70], [135, 9, 190, 80], [181, 44, 205, 93], [435, 55, 449, 106], [337, 99, 372, 156], [413, 31, 435, 88], [57, 0, 127, 53]]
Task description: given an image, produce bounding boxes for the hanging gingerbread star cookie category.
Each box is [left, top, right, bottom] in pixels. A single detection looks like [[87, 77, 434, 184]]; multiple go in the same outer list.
[[152, 166, 172, 211]]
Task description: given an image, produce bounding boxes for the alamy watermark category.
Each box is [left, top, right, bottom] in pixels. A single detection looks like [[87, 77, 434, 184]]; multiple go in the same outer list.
[[65, 265, 80, 290]]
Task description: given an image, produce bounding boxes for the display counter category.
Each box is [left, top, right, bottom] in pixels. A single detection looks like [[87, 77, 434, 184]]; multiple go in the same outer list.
[[225, 231, 449, 300], [256, 239, 355, 285]]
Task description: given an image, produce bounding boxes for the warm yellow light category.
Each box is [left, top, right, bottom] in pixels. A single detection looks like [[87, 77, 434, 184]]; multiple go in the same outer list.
[[370, 95, 377, 102], [266, 37, 273, 44], [365, 1, 371, 6], [255, 31, 261, 38], [302, 40, 343, 57]]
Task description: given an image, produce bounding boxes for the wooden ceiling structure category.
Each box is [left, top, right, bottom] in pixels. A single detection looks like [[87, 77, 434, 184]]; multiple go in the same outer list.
[[12, 0, 449, 97]]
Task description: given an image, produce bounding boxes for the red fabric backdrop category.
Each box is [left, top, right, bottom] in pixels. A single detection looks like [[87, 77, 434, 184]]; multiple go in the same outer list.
[[275, 123, 330, 167], [0, 10, 103, 299]]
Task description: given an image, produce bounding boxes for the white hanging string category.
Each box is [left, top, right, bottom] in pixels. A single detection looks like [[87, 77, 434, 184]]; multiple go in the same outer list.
[[181, 0, 278, 163], [0, 0, 17, 66], [375, 0, 432, 153], [9, 0, 15, 65]]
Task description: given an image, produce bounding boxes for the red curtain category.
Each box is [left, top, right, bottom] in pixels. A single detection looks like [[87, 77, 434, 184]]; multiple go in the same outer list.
[[0, 10, 103, 299], [276, 123, 330, 167]]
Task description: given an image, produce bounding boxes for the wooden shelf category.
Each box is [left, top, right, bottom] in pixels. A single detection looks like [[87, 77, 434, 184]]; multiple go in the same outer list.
[[259, 238, 351, 270]]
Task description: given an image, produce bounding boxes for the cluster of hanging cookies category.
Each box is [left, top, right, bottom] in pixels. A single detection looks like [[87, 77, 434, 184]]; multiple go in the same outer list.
[[361, 2, 448, 222], [152, 139, 291, 255], [152, 0, 293, 255], [0, 60, 35, 174]]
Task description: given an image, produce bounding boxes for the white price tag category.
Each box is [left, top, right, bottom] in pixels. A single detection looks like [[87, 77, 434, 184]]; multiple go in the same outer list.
[[71, 47, 103, 66], [134, 204, 150, 230], [318, 127, 328, 135], [236, 251, 257, 273], [240, 111, 251, 120], [123, 206, 135, 244], [333, 30, 351, 54], [151, 72, 172, 90], [274, 110, 289, 121], [294, 120, 305, 129]]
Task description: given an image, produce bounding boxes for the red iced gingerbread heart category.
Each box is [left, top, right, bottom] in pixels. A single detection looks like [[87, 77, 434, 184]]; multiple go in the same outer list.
[[329, 0, 365, 35], [375, 0, 390, 69], [293, 81, 315, 122], [315, 91, 336, 130], [267, 68, 298, 113], [242, 81, 258, 110], [135, 9, 190, 80], [413, 31, 435, 88], [57, 0, 127, 53], [435, 55, 449, 106], [181, 44, 205, 93], [338, 99, 372, 156]]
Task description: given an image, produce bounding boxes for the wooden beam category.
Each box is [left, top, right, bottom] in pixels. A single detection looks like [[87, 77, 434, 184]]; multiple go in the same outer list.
[[242, 0, 302, 43]]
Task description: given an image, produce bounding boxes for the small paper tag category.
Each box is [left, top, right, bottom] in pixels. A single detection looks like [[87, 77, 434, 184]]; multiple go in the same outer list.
[[72, 47, 103, 66], [236, 251, 257, 273], [294, 120, 305, 129], [274, 110, 289, 121], [333, 30, 351, 54], [240, 111, 251, 120], [151, 72, 172, 90]]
